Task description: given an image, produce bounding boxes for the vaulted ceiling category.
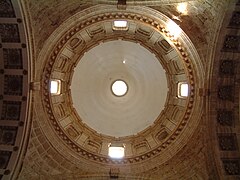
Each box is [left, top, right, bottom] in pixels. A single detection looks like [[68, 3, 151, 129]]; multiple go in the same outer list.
[[0, 0, 239, 179]]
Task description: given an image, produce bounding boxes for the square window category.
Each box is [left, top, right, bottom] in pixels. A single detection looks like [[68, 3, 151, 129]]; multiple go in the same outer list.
[[108, 145, 125, 159], [50, 80, 61, 95], [178, 82, 189, 98], [113, 20, 128, 30], [167, 20, 182, 38]]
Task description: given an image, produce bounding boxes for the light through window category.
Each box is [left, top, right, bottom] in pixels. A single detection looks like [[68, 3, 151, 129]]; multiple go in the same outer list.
[[177, 3, 188, 15], [167, 20, 182, 38], [178, 82, 189, 98], [113, 20, 128, 30], [50, 80, 61, 95], [108, 146, 125, 159], [114, 20, 127, 28]]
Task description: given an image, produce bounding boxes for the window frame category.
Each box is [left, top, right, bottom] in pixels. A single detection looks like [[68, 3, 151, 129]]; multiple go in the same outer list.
[[50, 79, 61, 95], [108, 144, 125, 159], [112, 20, 128, 31], [177, 82, 189, 98]]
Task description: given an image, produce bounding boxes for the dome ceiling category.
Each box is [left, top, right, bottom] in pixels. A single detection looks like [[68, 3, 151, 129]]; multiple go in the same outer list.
[[71, 40, 168, 137], [0, 0, 238, 179], [36, 5, 204, 171], [1, 0, 240, 179]]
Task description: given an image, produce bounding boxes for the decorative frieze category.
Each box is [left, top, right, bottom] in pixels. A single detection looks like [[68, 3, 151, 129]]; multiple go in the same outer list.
[[66, 125, 80, 139], [158, 39, 172, 53], [55, 55, 71, 72], [133, 140, 150, 155], [155, 130, 168, 142], [84, 139, 101, 153], [54, 104, 66, 118], [136, 26, 153, 40], [87, 25, 105, 38]]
